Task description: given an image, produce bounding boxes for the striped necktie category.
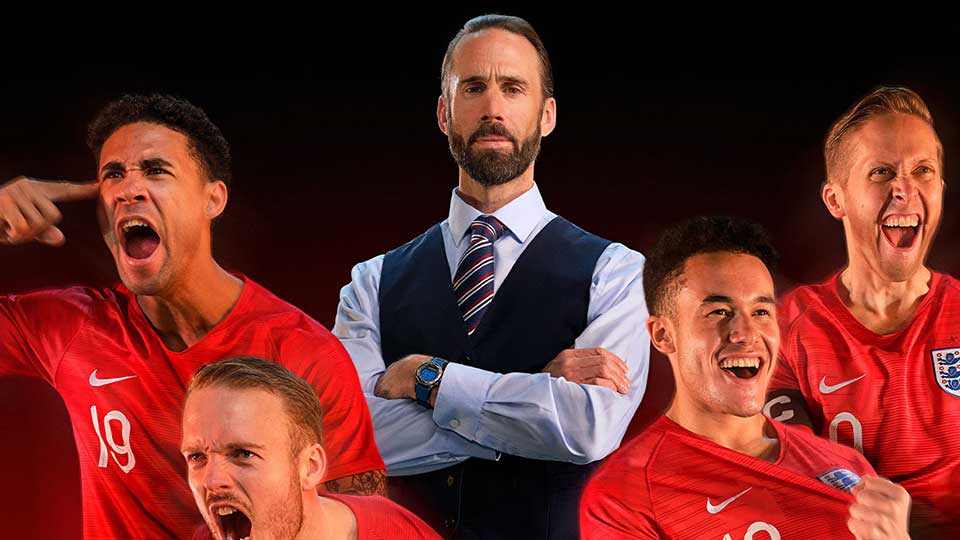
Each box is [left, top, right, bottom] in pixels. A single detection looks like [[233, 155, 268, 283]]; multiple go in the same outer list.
[[453, 215, 505, 336]]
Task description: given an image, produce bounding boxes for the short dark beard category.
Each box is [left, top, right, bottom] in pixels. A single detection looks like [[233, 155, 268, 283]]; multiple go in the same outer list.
[[448, 116, 542, 186], [264, 472, 304, 540]]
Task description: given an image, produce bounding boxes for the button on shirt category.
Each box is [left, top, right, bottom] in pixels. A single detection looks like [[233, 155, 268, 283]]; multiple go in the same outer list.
[[334, 183, 650, 476]]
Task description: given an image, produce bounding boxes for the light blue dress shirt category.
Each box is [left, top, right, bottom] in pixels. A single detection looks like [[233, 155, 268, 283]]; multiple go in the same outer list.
[[334, 183, 650, 476]]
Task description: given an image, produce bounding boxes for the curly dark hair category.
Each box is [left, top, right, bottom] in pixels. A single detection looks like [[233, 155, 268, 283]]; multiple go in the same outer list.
[[644, 216, 779, 317], [86, 94, 232, 187]]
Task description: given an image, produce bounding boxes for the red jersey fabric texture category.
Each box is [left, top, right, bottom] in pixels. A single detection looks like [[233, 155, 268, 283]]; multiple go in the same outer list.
[[581, 416, 875, 539], [326, 494, 441, 540], [771, 271, 960, 531], [190, 495, 440, 540], [0, 276, 384, 540]]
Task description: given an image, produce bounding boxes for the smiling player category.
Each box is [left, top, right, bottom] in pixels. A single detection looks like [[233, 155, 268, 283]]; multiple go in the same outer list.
[[581, 216, 910, 540], [765, 86, 960, 536]]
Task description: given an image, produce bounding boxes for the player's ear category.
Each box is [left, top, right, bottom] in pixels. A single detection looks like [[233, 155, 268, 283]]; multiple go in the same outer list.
[[205, 180, 228, 220], [647, 315, 676, 356], [821, 180, 845, 220], [300, 443, 327, 491]]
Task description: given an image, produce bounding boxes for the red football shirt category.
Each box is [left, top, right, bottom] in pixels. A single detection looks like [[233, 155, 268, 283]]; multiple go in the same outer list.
[[190, 495, 440, 540], [0, 276, 384, 540], [326, 494, 440, 540], [770, 271, 960, 532], [580, 416, 875, 539]]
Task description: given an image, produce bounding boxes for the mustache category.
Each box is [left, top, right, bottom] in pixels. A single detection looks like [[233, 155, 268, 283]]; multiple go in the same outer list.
[[206, 493, 244, 508], [468, 123, 517, 146]]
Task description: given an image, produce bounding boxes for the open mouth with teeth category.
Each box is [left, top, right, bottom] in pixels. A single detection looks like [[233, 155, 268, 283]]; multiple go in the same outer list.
[[215, 506, 252, 540], [120, 219, 161, 260], [880, 215, 921, 249], [718, 358, 761, 380]]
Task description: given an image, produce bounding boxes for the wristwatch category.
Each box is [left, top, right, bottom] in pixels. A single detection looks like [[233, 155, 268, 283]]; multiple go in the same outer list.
[[415, 357, 449, 407]]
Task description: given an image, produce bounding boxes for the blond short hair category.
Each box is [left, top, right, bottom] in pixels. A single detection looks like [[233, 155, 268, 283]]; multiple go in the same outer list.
[[187, 356, 323, 454], [824, 86, 942, 184]]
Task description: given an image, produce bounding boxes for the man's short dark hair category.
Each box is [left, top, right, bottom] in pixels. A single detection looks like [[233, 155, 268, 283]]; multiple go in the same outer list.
[[86, 94, 232, 187], [186, 356, 323, 455], [441, 14, 554, 101], [644, 216, 779, 317]]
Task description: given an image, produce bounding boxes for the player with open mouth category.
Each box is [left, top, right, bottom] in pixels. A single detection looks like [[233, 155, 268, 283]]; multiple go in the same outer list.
[[182, 357, 439, 540], [0, 94, 385, 540], [581, 216, 911, 540], [766, 86, 959, 537]]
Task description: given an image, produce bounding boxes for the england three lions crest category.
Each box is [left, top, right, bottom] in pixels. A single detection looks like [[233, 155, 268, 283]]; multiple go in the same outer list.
[[932, 347, 960, 398]]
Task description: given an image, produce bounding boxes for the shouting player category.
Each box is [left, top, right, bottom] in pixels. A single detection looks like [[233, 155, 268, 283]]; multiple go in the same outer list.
[[581, 216, 911, 540], [182, 357, 439, 540], [765, 86, 959, 536], [0, 94, 384, 540]]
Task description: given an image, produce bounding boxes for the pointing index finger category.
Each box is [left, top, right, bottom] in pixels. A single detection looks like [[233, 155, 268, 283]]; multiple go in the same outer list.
[[34, 179, 100, 202]]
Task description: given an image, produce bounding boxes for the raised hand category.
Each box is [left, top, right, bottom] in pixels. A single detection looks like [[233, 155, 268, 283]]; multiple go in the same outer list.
[[0, 176, 99, 246]]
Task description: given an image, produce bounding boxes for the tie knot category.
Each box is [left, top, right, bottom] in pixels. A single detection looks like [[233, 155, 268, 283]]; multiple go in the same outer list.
[[469, 215, 505, 242]]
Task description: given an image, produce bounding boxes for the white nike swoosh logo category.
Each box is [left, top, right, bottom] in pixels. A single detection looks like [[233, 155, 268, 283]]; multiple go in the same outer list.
[[89, 369, 137, 387], [819, 374, 865, 394], [706, 487, 751, 514]]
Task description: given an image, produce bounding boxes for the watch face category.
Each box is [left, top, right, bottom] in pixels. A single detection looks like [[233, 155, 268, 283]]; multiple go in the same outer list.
[[416, 362, 443, 386], [420, 366, 440, 383]]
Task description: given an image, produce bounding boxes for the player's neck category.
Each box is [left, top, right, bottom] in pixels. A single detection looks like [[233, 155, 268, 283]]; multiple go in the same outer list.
[[666, 406, 780, 462], [301, 495, 358, 540], [838, 262, 931, 335], [136, 261, 243, 352], [457, 170, 534, 214]]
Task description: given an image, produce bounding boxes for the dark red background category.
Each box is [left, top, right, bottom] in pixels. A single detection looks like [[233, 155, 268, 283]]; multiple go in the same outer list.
[[3, 12, 960, 539]]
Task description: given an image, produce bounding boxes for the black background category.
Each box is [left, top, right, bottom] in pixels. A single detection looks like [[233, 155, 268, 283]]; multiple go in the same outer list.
[[2, 11, 960, 538]]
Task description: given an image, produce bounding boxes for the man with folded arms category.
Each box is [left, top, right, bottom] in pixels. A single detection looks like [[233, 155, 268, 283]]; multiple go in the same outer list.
[[335, 14, 649, 540]]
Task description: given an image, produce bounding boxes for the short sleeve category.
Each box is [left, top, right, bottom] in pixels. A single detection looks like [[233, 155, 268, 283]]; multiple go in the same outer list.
[[0, 288, 92, 386], [580, 463, 662, 539], [277, 325, 385, 481]]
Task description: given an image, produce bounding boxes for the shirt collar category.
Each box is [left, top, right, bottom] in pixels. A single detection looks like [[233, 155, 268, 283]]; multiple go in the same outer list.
[[448, 183, 548, 247]]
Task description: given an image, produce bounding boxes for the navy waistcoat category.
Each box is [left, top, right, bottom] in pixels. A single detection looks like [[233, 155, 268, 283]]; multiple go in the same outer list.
[[379, 216, 611, 540]]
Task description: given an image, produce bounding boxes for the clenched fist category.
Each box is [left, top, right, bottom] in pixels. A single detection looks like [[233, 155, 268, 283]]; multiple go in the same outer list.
[[848, 476, 912, 540]]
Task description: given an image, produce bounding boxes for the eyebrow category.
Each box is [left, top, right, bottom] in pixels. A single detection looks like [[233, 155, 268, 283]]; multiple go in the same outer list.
[[222, 442, 266, 452], [701, 295, 776, 305], [99, 158, 175, 174], [100, 161, 125, 174], [142, 158, 174, 169], [868, 156, 938, 167], [460, 74, 529, 87], [180, 441, 267, 454]]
